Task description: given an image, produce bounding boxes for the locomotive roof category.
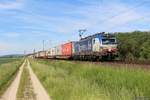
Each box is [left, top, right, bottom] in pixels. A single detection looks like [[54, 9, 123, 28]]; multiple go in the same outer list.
[[80, 32, 115, 41]]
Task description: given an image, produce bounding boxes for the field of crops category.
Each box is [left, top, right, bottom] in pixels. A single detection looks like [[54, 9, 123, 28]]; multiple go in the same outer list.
[[0, 57, 23, 96], [30, 59, 150, 100]]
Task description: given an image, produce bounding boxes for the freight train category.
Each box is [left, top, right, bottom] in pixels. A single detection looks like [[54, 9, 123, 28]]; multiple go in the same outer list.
[[28, 32, 118, 61]]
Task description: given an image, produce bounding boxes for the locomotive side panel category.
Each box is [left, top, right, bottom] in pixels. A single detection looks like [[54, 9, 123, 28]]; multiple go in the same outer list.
[[74, 38, 93, 55]]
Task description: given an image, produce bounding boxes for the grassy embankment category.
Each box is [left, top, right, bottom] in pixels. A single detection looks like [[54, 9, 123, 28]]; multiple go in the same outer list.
[[17, 60, 36, 100], [0, 58, 21, 65], [30, 59, 150, 100], [0, 58, 23, 96]]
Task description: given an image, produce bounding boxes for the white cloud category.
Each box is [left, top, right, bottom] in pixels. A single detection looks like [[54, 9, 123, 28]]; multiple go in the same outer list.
[[0, 0, 146, 36], [3, 0, 144, 36], [96, 9, 142, 31], [0, 32, 21, 37], [0, 0, 24, 10]]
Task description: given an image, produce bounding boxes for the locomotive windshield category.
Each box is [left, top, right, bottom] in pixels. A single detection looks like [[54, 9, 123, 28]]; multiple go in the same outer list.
[[102, 38, 116, 45]]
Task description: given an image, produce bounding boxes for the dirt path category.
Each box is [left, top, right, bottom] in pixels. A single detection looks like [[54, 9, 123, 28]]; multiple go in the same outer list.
[[0, 60, 26, 100], [27, 60, 51, 100]]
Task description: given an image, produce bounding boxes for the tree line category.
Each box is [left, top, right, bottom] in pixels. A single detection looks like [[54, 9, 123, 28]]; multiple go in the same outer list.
[[116, 31, 150, 61]]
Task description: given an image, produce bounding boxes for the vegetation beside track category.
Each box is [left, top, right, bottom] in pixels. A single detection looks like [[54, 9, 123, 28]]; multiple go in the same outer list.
[[17, 60, 36, 100], [30, 59, 150, 100], [116, 31, 150, 61], [0, 58, 23, 96]]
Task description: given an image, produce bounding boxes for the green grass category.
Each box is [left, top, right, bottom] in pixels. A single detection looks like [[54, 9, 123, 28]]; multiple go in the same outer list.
[[30, 59, 150, 100], [0, 58, 23, 96], [0, 58, 21, 65], [17, 60, 36, 100]]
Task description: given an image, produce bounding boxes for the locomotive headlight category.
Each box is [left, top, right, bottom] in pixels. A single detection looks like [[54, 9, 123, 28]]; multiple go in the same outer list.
[[108, 48, 111, 52]]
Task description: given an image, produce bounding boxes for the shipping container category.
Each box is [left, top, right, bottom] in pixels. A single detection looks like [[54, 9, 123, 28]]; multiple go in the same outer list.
[[51, 47, 56, 56], [35, 53, 39, 58], [46, 49, 51, 57], [52, 47, 56, 56], [38, 51, 46, 58], [55, 45, 62, 56], [62, 42, 74, 58], [46, 48, 56, 58]]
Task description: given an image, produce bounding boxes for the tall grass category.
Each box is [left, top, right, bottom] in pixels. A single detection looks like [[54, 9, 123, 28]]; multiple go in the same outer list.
[[0, 58, 23, 96], [30, 59, 150, 100]]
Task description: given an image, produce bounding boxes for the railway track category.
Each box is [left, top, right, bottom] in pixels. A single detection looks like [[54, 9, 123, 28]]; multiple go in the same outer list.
[[36, 58, 150, 69], [71, 60, 150, 70]]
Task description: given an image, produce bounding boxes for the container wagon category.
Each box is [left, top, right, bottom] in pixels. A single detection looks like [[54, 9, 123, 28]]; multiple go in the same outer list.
[[35, 51, 47, 58], [61, 42, 74, 59], [55, 45, 62, 58], [47, 47, 56, 58]]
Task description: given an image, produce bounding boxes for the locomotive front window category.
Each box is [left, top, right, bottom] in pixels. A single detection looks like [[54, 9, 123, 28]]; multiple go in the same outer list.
[[102, 39, 116, 45], [93, 38, 99, 44]]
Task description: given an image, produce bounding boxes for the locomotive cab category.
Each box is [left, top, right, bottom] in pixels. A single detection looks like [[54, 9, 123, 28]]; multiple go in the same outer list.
[[92, 33, 118, 59], [93, 37, 100, 52], [101, 38, 117, 53]]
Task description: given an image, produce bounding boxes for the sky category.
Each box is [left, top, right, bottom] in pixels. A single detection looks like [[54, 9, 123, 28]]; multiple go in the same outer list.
[[0, 0, 150, 55]]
